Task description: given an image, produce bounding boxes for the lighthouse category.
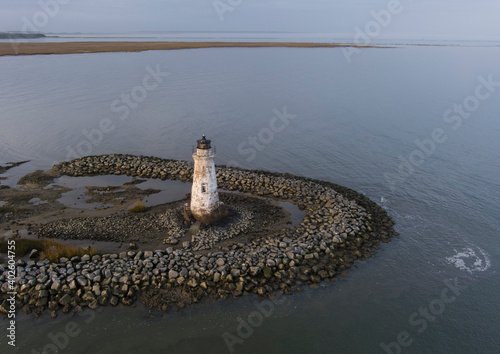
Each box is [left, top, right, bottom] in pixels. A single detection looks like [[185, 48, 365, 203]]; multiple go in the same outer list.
[[190, 135, 226, 224]]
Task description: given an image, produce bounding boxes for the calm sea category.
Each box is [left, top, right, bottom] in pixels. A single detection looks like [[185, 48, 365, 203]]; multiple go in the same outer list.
[[2, 31, 499, 46], [0, 43, 499, 353]]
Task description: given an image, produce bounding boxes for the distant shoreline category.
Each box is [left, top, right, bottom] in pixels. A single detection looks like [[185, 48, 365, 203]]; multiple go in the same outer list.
[[0, 32, 46, 40], [0, 41, 386, 56]]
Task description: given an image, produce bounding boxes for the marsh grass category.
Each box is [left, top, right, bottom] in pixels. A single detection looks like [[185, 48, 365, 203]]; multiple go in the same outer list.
[[0, 238, 97, 263], [129, 200, 148, 213], [0, 41, 351, 57], [0, 206, 26, 213]]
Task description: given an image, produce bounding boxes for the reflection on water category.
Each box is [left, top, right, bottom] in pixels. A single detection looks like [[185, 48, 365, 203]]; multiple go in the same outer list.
[[139, 178, 191, 206], [54, 175, 131, 209], [278, 201, 305, 227], [52, 175, 192, 209]]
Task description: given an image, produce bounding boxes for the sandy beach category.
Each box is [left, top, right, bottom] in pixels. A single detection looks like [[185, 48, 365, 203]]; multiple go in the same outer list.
[[0, 41, 376, 56]]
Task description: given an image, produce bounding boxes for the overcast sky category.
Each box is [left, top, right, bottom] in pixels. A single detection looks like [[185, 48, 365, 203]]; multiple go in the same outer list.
[[1, 0, 500, 40]]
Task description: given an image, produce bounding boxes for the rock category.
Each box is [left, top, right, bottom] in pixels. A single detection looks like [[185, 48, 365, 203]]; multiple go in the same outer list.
[[98, 296, 108, 306], [76, 276, 88, 287], [92, 284, 101, 296], [122, 297, 134, 306], [50, 277, 61, 290], [310, 275, 321, 283], [266, 260, 276, 267], [249, 266, 260, 276], [82, 292, 95, 301], [213, 272, 221, 283], [236, 282, 244, 292], [0, 301, 8, 314], [168, 270, 179, 279], [263, 266, 272, 278], [59, 294, 72, 305]]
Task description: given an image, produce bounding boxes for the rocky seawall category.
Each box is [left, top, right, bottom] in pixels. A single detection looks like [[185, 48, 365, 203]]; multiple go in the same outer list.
[[0, 154, 396, 316]]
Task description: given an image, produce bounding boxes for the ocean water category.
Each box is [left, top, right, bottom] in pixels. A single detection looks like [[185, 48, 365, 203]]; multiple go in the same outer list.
[[0, 45, 499, 353], [1, 31, 499, 47]]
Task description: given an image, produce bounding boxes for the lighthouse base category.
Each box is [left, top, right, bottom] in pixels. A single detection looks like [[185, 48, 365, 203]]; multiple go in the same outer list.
[[187, 202, 228, 224]]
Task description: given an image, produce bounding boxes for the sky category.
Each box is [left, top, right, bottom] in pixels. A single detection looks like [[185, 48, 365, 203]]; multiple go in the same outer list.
[[1, 0, 500, 40]]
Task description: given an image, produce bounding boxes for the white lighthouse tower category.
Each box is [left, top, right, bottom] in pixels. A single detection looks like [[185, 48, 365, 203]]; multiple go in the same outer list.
[[190, 135, 226, 224]]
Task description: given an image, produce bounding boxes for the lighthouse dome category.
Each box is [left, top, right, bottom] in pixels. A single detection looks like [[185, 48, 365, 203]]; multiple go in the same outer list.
[[197, 135, 211, 149]]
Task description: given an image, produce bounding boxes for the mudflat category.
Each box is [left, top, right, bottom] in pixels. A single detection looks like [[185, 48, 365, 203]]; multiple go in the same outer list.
[[0, 41, 376, 56]]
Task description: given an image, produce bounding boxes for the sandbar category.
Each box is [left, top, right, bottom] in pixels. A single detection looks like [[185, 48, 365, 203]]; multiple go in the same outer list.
[[0, 41, 380, 57]]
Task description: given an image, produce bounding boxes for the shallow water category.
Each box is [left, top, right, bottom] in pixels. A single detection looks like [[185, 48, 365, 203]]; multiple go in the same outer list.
[[49, 174, 305, 225], [0, 45, 499, 353], [53, 175, 132, 209], [138, 178, 191, 207], [52, 175, 192, 210]]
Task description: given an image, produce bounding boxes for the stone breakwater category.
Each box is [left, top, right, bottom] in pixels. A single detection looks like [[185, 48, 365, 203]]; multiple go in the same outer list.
[[189, 203, 256, 251], [0, 154, 396, 316]]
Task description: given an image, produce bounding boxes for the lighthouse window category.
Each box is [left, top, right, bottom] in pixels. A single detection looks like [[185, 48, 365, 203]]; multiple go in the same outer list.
[[201, 183, 207, 193]]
